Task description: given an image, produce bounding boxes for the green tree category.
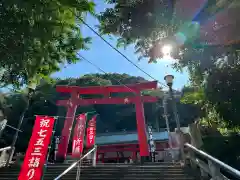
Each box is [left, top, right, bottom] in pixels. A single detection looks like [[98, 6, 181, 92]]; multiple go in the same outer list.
[[98, 0, 240, 61], [205, 65, 240, 127], [0, 0, 95, 88], [98, 0, 177, 60]]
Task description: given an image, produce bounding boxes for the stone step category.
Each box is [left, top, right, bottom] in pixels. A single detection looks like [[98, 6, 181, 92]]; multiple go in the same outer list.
[[0, 178, 196, 180], [55, 174, 190, 176], [0, 163, 199, 180]]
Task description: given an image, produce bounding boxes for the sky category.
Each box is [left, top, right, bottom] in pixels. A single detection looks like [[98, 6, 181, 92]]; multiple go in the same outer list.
[[53, 2, 189, 90]]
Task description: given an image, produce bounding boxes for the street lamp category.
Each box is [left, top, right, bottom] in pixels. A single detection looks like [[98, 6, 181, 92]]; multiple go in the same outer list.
[[164, 75, 184, 161], [164, 74, 174, 87], [6, 83, 36, 166]]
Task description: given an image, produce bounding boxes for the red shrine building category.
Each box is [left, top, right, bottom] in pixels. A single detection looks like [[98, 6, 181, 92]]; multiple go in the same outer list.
[[94, 131, 170, 163]]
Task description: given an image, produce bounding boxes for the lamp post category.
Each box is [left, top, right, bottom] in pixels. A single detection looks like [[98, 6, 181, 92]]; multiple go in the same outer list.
[[164, 75, 184, 161], [6, 83, 36, 166], [162, 94, 173, 157]]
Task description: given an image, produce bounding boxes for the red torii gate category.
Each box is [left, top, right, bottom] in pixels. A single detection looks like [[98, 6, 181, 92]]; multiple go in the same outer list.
[[56, 81, 158, 160]]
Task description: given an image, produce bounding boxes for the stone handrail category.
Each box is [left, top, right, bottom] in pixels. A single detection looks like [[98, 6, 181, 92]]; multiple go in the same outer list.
[[185, 143, 240, 180]]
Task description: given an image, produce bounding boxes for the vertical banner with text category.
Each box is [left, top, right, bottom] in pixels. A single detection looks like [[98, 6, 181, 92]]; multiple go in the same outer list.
[[18, 115, 55, 180], [86, 115, 97, 148], [72, 114, 87, 158]]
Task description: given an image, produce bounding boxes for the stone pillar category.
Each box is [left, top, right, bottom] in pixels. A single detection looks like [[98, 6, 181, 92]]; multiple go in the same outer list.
[[188, 122, 203, 148]]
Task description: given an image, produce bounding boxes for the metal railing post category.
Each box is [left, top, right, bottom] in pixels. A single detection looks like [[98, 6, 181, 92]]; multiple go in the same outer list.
[[75, 160, 81, 180], [208, 160, 221, 180], [92, 148, 97, 167], [0, 146, 11, 167]]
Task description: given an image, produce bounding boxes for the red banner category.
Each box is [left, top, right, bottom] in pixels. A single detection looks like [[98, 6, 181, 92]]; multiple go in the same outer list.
[[72, 114, 87, 158], [18, 115, 55, 180], [86, 115, 97, 148]]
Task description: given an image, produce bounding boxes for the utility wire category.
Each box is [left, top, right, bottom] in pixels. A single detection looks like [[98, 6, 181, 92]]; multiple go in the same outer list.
[[79, 19, 165, 85], [60, 3, 169, 88], [77, 53, 142, 95]]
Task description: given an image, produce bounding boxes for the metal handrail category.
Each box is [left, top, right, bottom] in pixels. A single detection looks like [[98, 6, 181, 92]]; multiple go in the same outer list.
[[185, 143, 240, 178], [0, 146, 11, 167], [6, 124, 23, 132], [0, 146, 11, 152], [54, 145, 97, 180]]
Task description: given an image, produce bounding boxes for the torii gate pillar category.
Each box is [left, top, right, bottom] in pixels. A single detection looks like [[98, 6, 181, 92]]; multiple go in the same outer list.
[[57, 91, 78, 160], [135, 92, 149, 156]]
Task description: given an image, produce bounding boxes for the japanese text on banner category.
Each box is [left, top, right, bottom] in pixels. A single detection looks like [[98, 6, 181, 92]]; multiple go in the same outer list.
[[18, 116, 55, 180], [86, 115, 97, 148], [72, 114, 87, 158]]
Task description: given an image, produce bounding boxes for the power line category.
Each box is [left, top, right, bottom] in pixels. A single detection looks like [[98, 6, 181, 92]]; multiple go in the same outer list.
[[61, 4, 168, 88], [79, 19, 160, 81], [78, 53, 142, 95]]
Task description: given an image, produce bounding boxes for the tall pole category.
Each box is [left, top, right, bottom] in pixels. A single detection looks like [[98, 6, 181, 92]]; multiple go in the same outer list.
[[169, 86, 184, 161], [163, 95, 172, 149], [164, 74, 184, 162], [92, 146, 97, 167], [169, 87, 181, 133], [6, 89, 33, 166]]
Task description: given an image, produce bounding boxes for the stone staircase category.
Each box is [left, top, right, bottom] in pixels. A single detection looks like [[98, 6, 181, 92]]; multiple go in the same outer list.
[[79, 163, 199, 180], [0, 162, 199, 180], [0, 163, 69, 180]]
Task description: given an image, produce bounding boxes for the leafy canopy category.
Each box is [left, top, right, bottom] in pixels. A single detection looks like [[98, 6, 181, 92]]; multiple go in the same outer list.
[[0, 0, 95, 87], [99, 0, 177, 60], [99, 0, 240, 61]]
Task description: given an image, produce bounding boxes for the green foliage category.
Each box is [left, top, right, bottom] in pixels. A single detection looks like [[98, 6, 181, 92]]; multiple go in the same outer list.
[[98, 0, 178, 60], [142, 88, 163, 98], [203, 136, 240, 169], [181, 87, 205, 106], [205, 65, 240, 127], [0, 0, 95, 88], [99, 0, 240, 61], [180, 50, 240, 130]]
